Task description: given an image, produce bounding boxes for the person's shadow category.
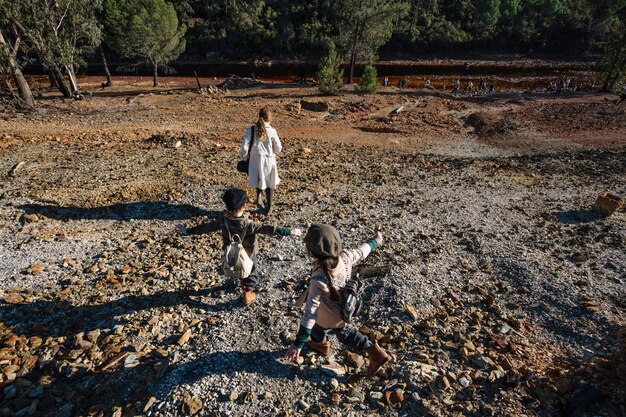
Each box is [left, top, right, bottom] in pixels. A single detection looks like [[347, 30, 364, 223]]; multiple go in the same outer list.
[[555, 209, 604, 225], [0, 288, 298, 415], [161, 349, 297, 387], [18, 201, 220, 221], [0, 287, 240, 339]]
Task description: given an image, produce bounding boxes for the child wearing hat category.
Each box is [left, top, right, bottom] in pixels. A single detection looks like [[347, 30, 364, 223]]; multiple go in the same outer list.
[[284, 224, 389, 377], [176, 188, 302, 305]]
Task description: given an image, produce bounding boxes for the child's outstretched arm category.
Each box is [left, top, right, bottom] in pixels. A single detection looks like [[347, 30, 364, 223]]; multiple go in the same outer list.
[[174, 220, 220, 236], [280, 227, 302, 237], [344, 231, 383, 265], [252, 223, 302, 237]]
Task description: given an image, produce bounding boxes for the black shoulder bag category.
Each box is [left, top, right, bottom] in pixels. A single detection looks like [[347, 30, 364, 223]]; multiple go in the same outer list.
[[236, 125, 255, 173]]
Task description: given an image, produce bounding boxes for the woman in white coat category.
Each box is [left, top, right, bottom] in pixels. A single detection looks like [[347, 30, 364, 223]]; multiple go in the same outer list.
[[240, 108, 282, 214]]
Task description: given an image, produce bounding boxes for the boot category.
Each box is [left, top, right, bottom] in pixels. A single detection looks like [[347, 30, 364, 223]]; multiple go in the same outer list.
[[256, 188, 265, 209], [241, 282, 256, 306], [242, 290, 256, 306], [264, 188, 273, 214], [363, 342, 389, 377], [306, 339, 331, 356]]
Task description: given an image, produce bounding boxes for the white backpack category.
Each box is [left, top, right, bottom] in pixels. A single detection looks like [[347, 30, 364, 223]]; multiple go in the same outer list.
[[221, 219, 254, 279]]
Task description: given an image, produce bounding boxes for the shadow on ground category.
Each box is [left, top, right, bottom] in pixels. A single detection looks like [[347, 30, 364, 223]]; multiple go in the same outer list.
[[0, 286, 238, 416], [555, 209, 604, 225], [0, 285, 248, 339], [164, 349, 297, 385], [19, 201, 220, 221]]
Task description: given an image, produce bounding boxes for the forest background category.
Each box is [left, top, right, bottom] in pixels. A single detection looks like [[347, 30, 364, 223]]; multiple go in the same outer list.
[[1, 0, 626, 104]]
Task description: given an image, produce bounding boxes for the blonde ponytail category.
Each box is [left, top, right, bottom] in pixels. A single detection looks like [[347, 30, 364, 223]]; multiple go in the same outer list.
[[256, 107, 272, 141]]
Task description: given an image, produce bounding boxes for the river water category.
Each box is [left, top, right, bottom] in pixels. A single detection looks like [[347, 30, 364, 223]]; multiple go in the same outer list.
[[15, 61, 600, 93]]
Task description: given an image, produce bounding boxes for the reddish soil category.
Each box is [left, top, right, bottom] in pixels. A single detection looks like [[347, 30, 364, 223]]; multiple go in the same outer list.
[[4, 76, 623, 153]]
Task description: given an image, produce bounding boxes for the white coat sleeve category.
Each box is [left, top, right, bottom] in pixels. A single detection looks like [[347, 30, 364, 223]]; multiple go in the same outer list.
[[272, 131, 282, 154], [240, 128, 252, 160]]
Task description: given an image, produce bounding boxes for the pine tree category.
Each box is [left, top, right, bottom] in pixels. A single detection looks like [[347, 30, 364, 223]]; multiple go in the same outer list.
[[317, 43, 344, 95], [356, 61, 378, 94], [337, 0, 409, 84], [471, 0, 501, 38]]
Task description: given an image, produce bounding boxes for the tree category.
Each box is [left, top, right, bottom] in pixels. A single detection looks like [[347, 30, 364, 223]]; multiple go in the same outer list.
[[105, 0, 187, 87], [598, 9, 626, 91], [0, 26, 35, 107], [317, 43, 344, 95], [356, 60, 378, 94], [471, 0, 501, 39], [337, 0, 409, 83], [1, 0, 102, 98]]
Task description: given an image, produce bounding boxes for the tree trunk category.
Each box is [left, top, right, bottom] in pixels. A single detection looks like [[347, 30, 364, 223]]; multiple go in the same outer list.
[[99, 47, 113, 87], [602, 70, 613, 91], [153, 62, 159, 87], [51, 66, 72, 98], [0, 30, 34, 107], [66, 64, 79, 96], [347, 0, 365, 84], [348, 16, 362, 84], [11, 63, 34, 107], [48, 71, 57, 88], [348, 52, 356, 84]]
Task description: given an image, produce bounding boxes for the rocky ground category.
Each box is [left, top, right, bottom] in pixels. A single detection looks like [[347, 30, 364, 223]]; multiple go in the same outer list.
[[0, 77, 625, 417]]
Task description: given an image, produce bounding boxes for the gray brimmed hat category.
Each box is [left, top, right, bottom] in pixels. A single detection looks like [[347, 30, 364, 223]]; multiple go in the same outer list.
[[304, 224, 342, 258], [222, 188, 249, 211]]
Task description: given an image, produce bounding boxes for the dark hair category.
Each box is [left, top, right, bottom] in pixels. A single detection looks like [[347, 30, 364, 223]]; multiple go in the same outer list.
[[222, 188, 248, 212], [315, 254, 341, 302]]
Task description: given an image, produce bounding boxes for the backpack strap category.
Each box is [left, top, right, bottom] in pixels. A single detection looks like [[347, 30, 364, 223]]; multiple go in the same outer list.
[[223, 216, 252, 244], [238, 219, 251, 243], [222, 216, 233, 242]]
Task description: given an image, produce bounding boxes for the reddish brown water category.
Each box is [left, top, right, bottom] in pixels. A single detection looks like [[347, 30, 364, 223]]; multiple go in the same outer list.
[[9, 64, 599, 94]]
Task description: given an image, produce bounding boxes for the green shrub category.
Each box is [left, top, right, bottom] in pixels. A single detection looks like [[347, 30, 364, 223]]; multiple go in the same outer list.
[[317, 43, 344, 95], [356, 61, 378, 94]]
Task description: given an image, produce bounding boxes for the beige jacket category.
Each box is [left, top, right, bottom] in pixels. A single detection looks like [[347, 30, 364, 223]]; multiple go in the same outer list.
[[297, 242, 372, 329]]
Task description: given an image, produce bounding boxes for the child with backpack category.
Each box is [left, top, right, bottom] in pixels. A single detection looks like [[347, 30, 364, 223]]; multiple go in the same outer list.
[[284, 224, 390, 377], [176, 188, 302, 305]]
